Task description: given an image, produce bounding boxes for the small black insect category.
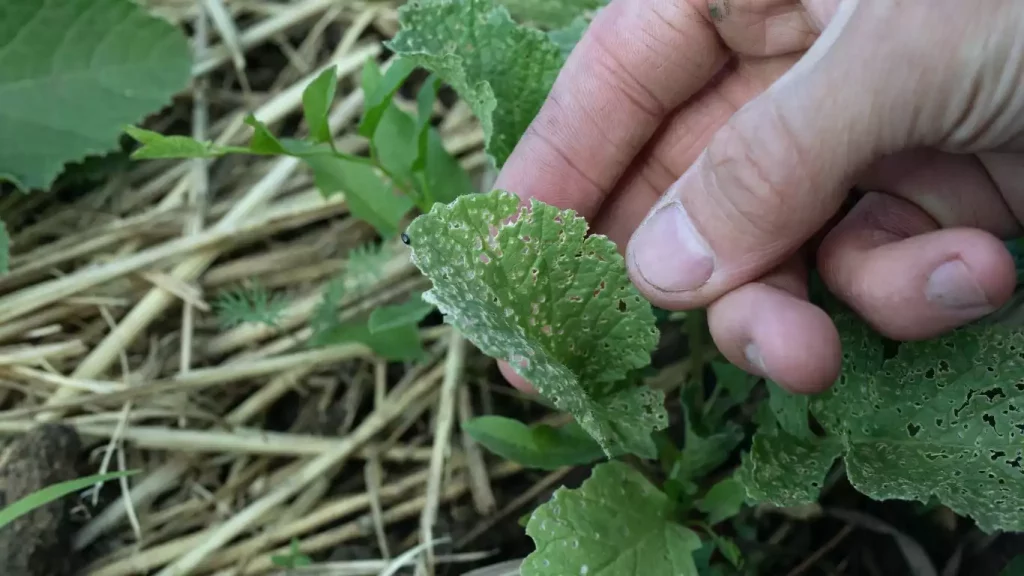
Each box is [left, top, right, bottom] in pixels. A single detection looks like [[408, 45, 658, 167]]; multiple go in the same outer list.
[[401, 232, 411, 245]]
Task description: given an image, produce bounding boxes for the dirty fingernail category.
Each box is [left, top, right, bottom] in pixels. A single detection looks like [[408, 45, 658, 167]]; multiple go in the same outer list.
[[925, 260, 991, 311], [629, 201, 714, 292]]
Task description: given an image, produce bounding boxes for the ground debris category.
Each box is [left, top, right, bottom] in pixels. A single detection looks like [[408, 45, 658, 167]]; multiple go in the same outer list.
[[0, 424, 82, 576]]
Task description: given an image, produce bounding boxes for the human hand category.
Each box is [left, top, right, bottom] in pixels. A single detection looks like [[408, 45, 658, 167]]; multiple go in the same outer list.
[[494, 0, 1024, 394]]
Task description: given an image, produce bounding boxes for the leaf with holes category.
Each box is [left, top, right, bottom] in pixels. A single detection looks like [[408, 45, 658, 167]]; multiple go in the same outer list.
[[0, 0, 191, 190], [522, 461, 702, 576], [388, 0, 564, 167], [499, 0, 605, 28], [404, 189, 666, 458], [741, 306, 1024, 532]]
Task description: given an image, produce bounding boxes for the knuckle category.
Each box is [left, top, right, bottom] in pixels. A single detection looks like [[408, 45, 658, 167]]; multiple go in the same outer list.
[[702, 106, 813, 239]]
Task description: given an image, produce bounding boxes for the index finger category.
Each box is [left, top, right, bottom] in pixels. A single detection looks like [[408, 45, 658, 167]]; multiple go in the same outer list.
[[493, 0, 729, 219]]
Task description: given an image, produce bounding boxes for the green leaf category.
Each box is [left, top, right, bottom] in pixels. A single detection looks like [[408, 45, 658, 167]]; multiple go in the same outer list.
[[499, 0, 605, 28], [0, 0, 191, 190], [271, 538, 312, 568], [703, 359, 759, 426], [692, 540, 729, 576], [368, 293, 435, 334], [696, 477, 747, 526], [405, 190, 666, 458], [242, 114, 332, 157], [303, 154, 413, 238], [736, 422, 842, 508], [302, 66, 338, 144], [320, 320, 426, 362], [422, 128, 476, 204], [357, 60, 421, 191], [359, 58, 418, 139], [0, 220, 9, 275], [245, 114, 290, 155], [547, 15, 589, 59], [0, 470, 138, 529], [673, 399, 744, 483], [412, 74, 475, 204], [213, 283, 289, 329], [1001, 555, 1024, 576], [812, 310, 1024, 532], [767, 380, 814, 441], [706, 532, 742, 570], [308, 275, 346, 349], [711, 360, 758, 406], [463, 416, 608, 470], [413, 75, 442, 171], [373, 107, 420, 189], [346, 241, 394, 289], [125, 120, 310, 160], [523, 461, 702, 576], [125, 126, 237, 159], [388, 0, 565, 167]]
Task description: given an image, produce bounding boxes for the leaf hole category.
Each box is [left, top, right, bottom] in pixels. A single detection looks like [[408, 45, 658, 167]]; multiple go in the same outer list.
[[983, 413, 997, 430], [906, 423, 921, 437], [982, 387, 1006, 401]]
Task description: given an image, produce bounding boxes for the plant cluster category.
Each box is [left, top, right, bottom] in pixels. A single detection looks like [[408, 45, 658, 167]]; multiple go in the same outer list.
[[385, 0, 1024, 572], [5, 0, 1024, 573]]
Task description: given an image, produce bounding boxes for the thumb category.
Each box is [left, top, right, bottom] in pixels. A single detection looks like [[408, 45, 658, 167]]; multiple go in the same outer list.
[[625, 1, 906, 309]]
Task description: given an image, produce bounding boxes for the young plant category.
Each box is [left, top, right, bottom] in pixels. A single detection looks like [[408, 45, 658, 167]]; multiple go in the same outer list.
[[213, 282, 288, 329], [124, 57, 463, 359], [387, 0, 1024, 571], [125, 57, 473, 239], [0, 470, 138, 530]]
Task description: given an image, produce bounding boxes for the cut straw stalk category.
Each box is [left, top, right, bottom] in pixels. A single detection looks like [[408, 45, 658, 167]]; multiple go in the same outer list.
[[226, 462, 521, 576], [420, 333, 467, 572], [0, 340, 87, 366], [87, 460, 521, 576], [151, 362, 447, 576], [0, 342, 371, 421], [73, 334, 440, 548], [0, 420, 455, 461], [0, 181, 346, 325]]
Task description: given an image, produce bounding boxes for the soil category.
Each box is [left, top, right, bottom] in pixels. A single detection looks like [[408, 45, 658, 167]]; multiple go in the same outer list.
[[0, 424, 82, 576]]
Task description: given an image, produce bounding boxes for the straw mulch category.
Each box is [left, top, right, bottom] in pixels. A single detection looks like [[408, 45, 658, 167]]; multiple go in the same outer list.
[[0, 1, 566, 574]]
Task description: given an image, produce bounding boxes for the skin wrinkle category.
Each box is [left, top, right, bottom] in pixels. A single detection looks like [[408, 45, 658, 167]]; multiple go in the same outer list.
[[562, 47, 660, 162], [970, 155, 1022, 233], [979, 153, 1024, 225], [703, 110, 811, 240], [586, 35, 667, 120], [521, 118, 607, 213], [941, 9, 1023, 150]]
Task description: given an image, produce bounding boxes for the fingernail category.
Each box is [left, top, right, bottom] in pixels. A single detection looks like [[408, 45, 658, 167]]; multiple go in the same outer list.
[[925, 260, 992, 311], [630, 200, 714, 292], [745, 342, 767, 374]]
